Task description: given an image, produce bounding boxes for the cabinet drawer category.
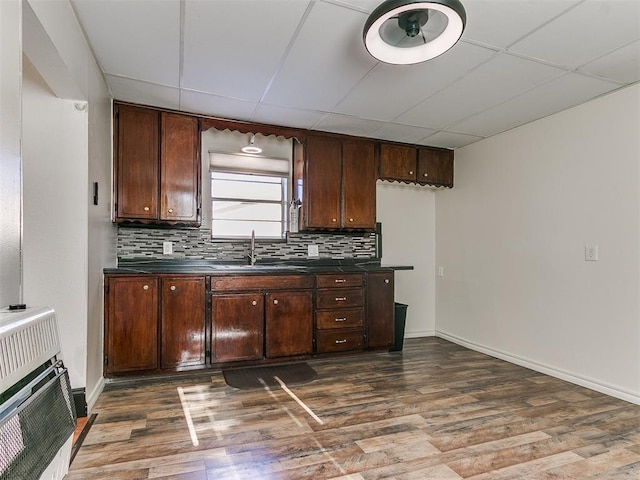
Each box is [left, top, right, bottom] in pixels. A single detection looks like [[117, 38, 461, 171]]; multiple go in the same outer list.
[[316, 288, 364, 309], [316, 329, 363, 353], [316, 308, 364, 330], [211, 274, 313, 291], [316, 273, 363, 289]]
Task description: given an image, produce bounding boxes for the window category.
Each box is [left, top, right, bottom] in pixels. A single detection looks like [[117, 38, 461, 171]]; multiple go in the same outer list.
[[211, 172, 288, 239]]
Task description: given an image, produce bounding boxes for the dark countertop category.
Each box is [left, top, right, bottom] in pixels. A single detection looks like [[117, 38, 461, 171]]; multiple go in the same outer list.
[[104, 258, 413, 275]]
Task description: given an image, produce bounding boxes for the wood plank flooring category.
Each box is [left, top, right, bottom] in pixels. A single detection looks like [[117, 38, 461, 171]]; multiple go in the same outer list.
[[67, 338, 640, 479]]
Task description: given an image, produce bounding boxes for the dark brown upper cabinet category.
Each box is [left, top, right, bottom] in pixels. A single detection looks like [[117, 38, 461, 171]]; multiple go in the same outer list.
[[379, 142, 454, 188], [418, 147, 454, 187], [114, 103, 201, 226], [296, 134, 376, 231]]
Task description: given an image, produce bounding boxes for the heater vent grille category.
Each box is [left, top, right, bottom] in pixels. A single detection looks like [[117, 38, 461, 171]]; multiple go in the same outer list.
[[0, 307, 60, 395]]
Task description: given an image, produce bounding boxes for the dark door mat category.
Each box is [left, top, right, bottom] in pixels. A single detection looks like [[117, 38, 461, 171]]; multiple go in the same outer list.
[[223, 362, 317, 390]]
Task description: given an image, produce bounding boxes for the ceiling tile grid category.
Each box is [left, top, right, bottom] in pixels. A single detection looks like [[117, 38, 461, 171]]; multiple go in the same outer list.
[[69, 0, 640, 149]]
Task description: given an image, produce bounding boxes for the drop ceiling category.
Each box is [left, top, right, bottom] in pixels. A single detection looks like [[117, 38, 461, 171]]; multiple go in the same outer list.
[[71, 0, 640, 149]]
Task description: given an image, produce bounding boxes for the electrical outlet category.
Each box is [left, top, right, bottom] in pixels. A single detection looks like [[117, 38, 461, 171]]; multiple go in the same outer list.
[[585, 245, 598, 261], [163, 241, 173, 255], [307, 244, 319, 257]]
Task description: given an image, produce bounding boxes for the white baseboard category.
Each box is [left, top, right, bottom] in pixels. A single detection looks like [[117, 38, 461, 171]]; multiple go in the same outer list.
[[436, 330, 640, 406], [86, 376, 105, 414], [405, 330, 435, 339]]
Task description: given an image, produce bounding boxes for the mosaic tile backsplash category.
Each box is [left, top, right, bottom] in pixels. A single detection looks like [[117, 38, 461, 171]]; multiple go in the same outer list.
[[117, 227, 376, 261]]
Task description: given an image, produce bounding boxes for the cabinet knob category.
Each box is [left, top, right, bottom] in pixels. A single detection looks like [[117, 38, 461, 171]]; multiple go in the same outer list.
[[335, 317, 346, 322], [409, 171, 414, 175], [335, 339, 347, 344], [170, 285, 176, 291], [335, 297, 347, 302], [252, 300, 257, 306], [168, 208, 174, 213], [143, 285, 149, 290], [143, 206, 150, 212], [423, 173, 428, 177], [332, 218, 337, 222], [273, 299, 279, 305], [349, 218, 354, 222], [384, 279, 390, 284]]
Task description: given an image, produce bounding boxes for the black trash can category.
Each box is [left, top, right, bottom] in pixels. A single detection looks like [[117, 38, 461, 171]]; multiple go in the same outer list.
[[390, 302, 408, 352]]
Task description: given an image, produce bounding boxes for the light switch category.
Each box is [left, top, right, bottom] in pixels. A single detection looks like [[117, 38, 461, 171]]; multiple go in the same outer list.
[[585, 245, 598, 261]]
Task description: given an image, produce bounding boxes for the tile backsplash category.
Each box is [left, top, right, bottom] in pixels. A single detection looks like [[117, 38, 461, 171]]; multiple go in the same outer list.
[[117, 227, 376, 261]]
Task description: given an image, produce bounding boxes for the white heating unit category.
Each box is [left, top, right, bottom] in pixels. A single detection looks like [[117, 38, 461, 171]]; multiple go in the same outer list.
[[0, 306, 76, 480]]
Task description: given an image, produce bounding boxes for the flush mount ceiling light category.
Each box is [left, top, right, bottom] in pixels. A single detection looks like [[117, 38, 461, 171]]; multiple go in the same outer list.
[[241, 134, 262, 154], [363, 0, 466, 65]]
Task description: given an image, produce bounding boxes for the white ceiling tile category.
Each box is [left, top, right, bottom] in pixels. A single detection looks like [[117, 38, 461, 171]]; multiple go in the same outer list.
[[450, 72, 621, 137], [264, 1, 378, 110], [462, 0, 583, 48], [321, 0, 381, 13], [179, 90, 257, 121], [578, 40, 640, 84], [396, 53, 566, 129], [106, 75, 180, 110], [367, 123, 437, 144], [420, 131, 484, 149], [182, 0, 311, 101], [313, 113, 385, 136], [335, 42, 497, 121], [72, 0, 180, 86], [510, 0, 640, 69], [251, 104, 326, 129]]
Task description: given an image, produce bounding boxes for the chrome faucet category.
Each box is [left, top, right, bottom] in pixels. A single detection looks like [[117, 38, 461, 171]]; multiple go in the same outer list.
[[249, 229, 256, 265]]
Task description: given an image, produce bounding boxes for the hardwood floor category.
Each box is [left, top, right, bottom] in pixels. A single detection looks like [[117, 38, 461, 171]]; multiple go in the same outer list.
[[67, 338, 640, 479]]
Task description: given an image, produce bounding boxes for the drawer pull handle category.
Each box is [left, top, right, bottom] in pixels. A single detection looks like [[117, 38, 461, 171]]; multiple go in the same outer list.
[[335, 339, 347, 344], [334, 279, 346, 283], [335, 317, 346, 322], [335, 297, 347, 301], [252, 300, 257, 306], [170, 285, 176, 291]]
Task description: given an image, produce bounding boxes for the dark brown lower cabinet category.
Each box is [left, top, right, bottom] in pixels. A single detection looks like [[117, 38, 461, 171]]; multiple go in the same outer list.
[[211, 293, 264, 363], [265, 291, 313, 358], [105, 276, 159, 374], [366, 271, 395, 349], [160, 276, 206, 368]]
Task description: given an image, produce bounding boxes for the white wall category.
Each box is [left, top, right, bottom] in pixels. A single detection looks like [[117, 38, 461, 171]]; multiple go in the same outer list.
[[377, 182, 436, 337], [0, 0, 22, 307], [22, 56, 89, 389], [21, 0, 114, 411], [436, 84, 640, 404]]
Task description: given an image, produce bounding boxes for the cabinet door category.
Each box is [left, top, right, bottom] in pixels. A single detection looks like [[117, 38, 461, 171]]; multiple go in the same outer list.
[[160, 277, 206, 368], [366, 272, 395, 349], [211, 293, 264, 363], [342, 140, 376, 229], [379, 144, 417, 182], [115, 105, 159, 220], [304, 135, 342, 229], [265, 291, 313, 358], [105, 276, 158, 373], [160, 113, 200, 223], [418, 148, 454, 187]]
